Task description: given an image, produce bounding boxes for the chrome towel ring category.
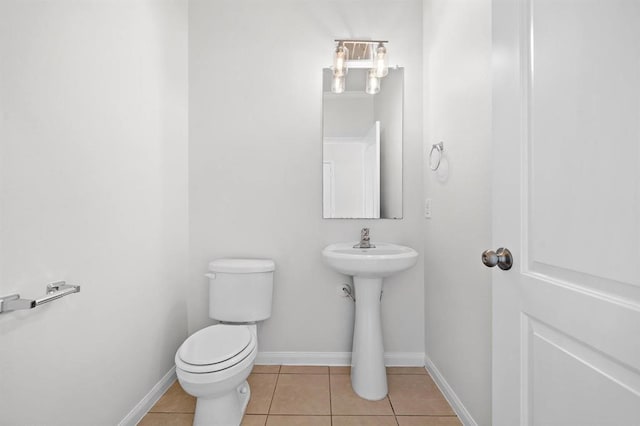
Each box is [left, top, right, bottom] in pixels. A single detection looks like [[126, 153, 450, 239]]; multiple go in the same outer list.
[[429, 142, 444, 171]]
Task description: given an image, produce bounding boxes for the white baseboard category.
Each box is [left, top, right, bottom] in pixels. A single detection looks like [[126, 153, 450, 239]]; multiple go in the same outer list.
[[255, 351, 425, 367], [384, 352, 425, 366], [256, 351, 350, 366], [118, 366, 176, 426], [424, 355, 477, 426]]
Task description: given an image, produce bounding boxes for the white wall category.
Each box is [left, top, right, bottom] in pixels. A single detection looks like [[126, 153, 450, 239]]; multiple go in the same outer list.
[[423, 0, 492, 424], [189, 0, 424, 357], [323, 93, 374, 138], [0, 1, 188, 424]]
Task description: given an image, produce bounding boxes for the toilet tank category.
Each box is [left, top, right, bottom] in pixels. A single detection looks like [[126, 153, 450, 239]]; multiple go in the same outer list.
[[207, 258, 275, 322]]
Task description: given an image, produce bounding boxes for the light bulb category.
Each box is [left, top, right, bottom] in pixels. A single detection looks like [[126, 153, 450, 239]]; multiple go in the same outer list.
[[374, 43, 388, 78], [366, 69, 380, 95], [333, 44, 348, 77], [331, 74, 345, 94]]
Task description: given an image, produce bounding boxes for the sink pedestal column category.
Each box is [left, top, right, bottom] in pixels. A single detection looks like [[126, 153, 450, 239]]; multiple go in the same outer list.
[[351, 276, 387, 400]]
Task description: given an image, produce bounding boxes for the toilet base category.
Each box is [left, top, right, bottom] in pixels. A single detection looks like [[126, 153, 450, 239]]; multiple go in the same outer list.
[[193, 381, 251, 426]]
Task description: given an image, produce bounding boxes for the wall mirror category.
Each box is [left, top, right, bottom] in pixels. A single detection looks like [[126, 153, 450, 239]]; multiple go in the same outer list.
[[322, 67, 403, 219]]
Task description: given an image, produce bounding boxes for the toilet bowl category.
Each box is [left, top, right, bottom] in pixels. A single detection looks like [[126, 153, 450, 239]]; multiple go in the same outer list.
[[175, 258, 275, 426], [176, 324, 258, 426]]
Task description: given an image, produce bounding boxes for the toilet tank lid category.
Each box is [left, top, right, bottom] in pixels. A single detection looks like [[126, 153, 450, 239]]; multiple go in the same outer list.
[[209, 258, 275, 273]]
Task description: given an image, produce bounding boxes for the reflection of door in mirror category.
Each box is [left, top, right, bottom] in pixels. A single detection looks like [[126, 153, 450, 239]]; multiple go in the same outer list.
[[322, 68, 403, 219], [322, 161, 335, 217], [323, 122, 380, 218], [362, 121, 380, 218]]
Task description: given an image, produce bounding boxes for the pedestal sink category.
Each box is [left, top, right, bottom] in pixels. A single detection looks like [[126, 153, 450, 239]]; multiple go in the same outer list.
[[322, 242, 418, 400]]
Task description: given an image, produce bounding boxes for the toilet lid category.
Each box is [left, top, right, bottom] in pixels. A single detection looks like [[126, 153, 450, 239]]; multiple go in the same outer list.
[[178, 325, 253, 366]]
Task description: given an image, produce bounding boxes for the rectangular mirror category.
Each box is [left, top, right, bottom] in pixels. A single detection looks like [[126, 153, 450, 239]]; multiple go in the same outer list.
[[322, 67, 403, 219]]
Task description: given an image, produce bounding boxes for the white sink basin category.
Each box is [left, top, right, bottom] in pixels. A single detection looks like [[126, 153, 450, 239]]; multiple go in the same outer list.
[[322, 242, 418, 278], [322, 240, 419, 401]]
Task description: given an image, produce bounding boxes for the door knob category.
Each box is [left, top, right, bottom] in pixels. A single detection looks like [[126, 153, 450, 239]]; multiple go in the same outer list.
[[482, 248, 513, 270]]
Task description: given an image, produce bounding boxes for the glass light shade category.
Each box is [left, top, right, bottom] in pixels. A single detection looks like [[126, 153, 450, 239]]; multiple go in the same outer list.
[[333, 44, 348, 77], [365, 69, 380, 95], [331, 74, 345, 94], [374, 44, 388, 78]]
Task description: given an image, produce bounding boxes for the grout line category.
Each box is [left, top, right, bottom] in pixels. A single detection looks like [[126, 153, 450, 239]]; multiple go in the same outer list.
[[328, 372, 333, 426], [331, 415, 398, 416], [385, 375, 399, 426], [278, 373, 329, 375], [387, 376, 398, 417], [387, 393, 395, 413], [395, 415, 461, 418], [266, 367, 280, 416]]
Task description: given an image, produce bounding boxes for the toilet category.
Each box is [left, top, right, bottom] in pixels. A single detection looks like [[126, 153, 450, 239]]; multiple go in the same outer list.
[[175, 258, 275, 426]]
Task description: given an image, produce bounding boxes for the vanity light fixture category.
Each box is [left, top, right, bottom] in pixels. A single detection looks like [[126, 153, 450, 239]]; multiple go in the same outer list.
[[332, 74, 346, 94], [374, 42, 389, 77], [366, 69, 380, 94], [333, 42, 348, 77], [331, 39, 390, 94]]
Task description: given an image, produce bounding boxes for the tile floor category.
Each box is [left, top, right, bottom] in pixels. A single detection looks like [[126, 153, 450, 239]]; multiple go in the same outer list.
[[139, 366, 461, 426]]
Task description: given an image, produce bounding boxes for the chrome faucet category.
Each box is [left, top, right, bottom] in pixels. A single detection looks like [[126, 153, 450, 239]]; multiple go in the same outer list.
[[354, 227, 375, 249]]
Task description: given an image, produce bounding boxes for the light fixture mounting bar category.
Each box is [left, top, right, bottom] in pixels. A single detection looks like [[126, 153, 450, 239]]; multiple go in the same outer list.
[[335, 40, 389, 62], [334, 39, 388, 44]]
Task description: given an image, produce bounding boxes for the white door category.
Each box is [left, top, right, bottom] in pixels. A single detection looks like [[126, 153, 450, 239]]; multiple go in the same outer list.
[[362, 120, 381, 218], [491, 0, 640, 425]]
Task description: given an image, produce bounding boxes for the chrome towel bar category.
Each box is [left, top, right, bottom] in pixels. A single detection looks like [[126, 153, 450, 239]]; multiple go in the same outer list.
[[0, 281, 80, 314]]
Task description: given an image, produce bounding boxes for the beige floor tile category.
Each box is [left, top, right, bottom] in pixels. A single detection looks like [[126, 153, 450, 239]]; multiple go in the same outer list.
[[266, 415, 331, 426], [330, 374, 394, 415], [387, 367, 428, 375], [149, 381, 196, 413], [269, 374, 331, 415], [252, 365, 281, 374], [329, 366, 351, 375], [242, 414, 268, 426], [246, 373, 278, 414], [388, 375, 455, 416], [396, 416, 462, 426], [138, 412, 194, 426], [332, 415, 398, 426], [280, 365, 329, 374]]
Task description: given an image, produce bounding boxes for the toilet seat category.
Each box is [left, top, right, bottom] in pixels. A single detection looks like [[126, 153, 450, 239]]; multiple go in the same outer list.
[[176, 324, 256, 374]]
